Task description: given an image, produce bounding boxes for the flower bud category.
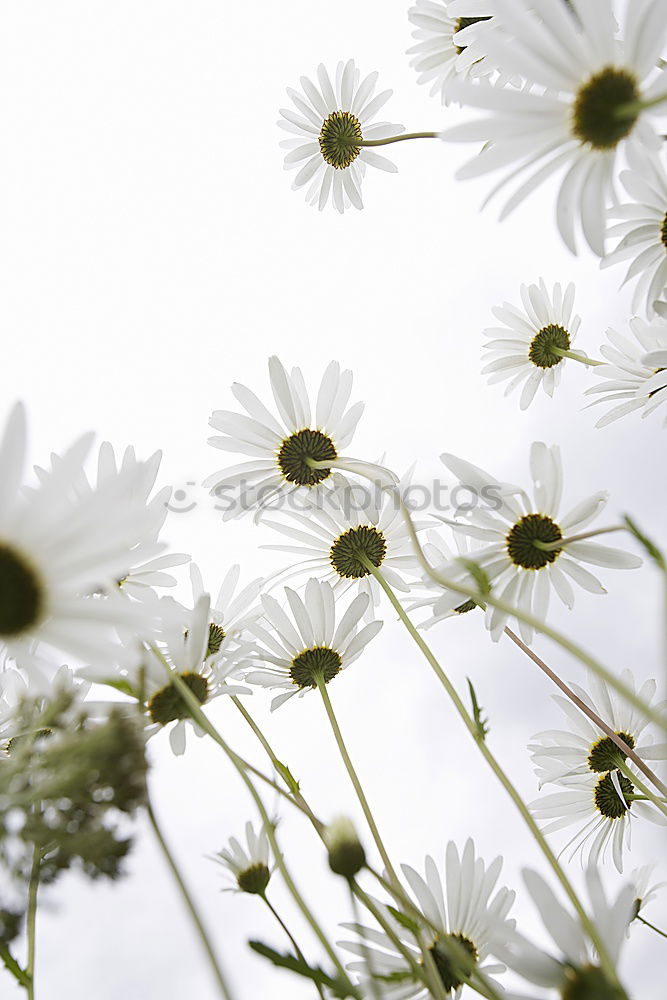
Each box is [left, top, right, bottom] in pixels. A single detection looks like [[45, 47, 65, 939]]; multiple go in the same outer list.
[[324, 817, 366, 879]]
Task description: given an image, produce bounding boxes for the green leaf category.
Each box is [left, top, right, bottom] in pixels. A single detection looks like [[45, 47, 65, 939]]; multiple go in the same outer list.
[[248, 941, 361, 999], [467, 678, 489, 741], [99, 678, 138, 699], [275, 761, 301, 795], [623, 515, 666, 572], [457, 558, 491, 598], [386, 905, 421, 935], [0, 942, 31, 988]]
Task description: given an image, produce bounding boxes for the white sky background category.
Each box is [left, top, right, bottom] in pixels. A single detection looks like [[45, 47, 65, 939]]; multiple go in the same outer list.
[[0, 1, 666, 997]]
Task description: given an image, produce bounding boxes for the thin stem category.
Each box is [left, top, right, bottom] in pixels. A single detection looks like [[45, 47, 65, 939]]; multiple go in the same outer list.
[[616, 759, 667, 820], [358, 131, 439, 147], [533, 524, 625, 551], [0, 943, 30, 990], [261, 894, 326, 1000], [146, 798, 235, 1000], [637, 915, 667, 939], [399, 502, 666, 734], [504, 627, 667, 797], [362, 559, 623, 990], [314, 675, 402, 895], [617, 90, 667, 117], [25, 845, 40, 1000], [551, 348, 604, 366]]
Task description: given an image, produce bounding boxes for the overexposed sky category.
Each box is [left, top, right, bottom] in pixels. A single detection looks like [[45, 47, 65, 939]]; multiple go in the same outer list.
[[1, 2, 666, 998]]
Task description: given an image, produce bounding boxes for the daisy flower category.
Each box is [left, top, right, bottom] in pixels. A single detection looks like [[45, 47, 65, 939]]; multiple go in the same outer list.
[[278, 60, 404, 213], [585, 315, 667, 426], [244, 579, 383, 710], [262, 481, 423, 614], [407, 2, 501, 105], [440, 442, 642, 642], [602, 146, 667, 316], [494, 866, 633, 998], [212, 821, 272, 895], [340, 839, 514, 998], [482, 279, 583, 409], [529, 669, 667, 787], [408, 529, 484, 627], [189, 563, 263, 663], [205, 356, 380, 520], [0, 403, 164, 681], [441, 0, 667, 255]]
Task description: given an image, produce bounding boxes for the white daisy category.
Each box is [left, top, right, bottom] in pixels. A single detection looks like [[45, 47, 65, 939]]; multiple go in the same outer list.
[[585, 315, 667, 426], [189, 563, 263, 664], [441, 0, 667, 255], [407, 2, 501, 105], [340, 839, 514, 999], [440, 442, 642, 643], [529, 669, 667, 787], [262, 481, 423, 615], [278, 60, 404, 213], [0, 404, 164, 681], [408, 529, 484, 628], [244, 579, 383, 710], [205, 356, 379, 520], [212, 820, 272, 895], [494, 866, 633, 998], [482, 279, 583, 409], [602, 145, 667, 316]]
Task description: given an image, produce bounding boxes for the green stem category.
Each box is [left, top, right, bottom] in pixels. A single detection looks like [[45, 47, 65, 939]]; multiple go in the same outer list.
[[551, 348, 604, 366], [616, 760, 667, 820], [25, 845, 40, 1000], [616, 90, 667, 117], [358, 131, 439, 147], [261, 894, 326, 1000], [146, 799, 235, 1000], [504, 627, 667, 797], [637, 914, 667, 939], [362, 558, 623, 991], [399, 503, 666, 734], [533, 524, 625, 551], [314, 675, 402, 895], [0, 943, 30, 990]]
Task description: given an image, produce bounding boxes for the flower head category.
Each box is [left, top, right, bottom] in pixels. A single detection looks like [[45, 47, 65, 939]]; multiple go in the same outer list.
[[278, 60, 404, 212], [585, 315, 667, 426], [213, 821, 272, 895]]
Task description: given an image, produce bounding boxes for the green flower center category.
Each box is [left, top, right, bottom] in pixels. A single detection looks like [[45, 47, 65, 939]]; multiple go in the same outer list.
[[429, 934, 478, 992], [572, 67, 640, 150], [506, 514, 563, 570], [455, 16, 491, 55], [290, 646, 342, 688], [319, 111, 363, 169], [0, 544, 43, 637], [453, 599, 477, 615], [587, 731, 635, 773], [207, 623, 226, 657], [237, 862, 271, 895], [330, 525, 387, 579], [594, 771, 634, 820], [148, 672, 209, 725], [528, 324, 571, 370], [561, 964, 626, 1000], [277, 429, 337, 487]]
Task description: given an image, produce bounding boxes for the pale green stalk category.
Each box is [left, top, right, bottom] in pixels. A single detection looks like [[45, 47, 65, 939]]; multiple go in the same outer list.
[[533, 524, 626, 550], [617, 90, 667, 116], [358, 132, 439, 147], [637, 915, 667, 939], [551, 348, 604, 366], [25, 846, 40, 1000], [260, 894, 326, 1000]]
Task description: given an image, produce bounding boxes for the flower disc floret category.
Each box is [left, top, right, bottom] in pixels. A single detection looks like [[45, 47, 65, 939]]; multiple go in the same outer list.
[[319, 111, 363, 169], [237, 862, 271, 896], [290, 646, 343, 688], [330, 525, 387, 579], [572, 67, 640, 150], [277, 429, 337, 486], [506, 514, 563, 570], [0, 544, 43, 636], [561, 964, 625, 1000], [594, 772, 633, 820], [587, 732, 635, 774], [429, 934, 478, 991], [529, 324, 571, 370], [206, 623, 226, 657], [148, 672, 209, 725]]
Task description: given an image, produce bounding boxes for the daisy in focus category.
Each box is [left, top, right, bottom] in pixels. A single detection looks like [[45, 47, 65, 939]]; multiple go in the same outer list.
[[189, 563, 263, 663], [602, 146, 667, 317], [440, 442, 642, 642], [212, 821, 272, 896], [441, 0, 667, 255], [585, 316, 667, 426], [205, 356, 380, 520], [494, 866, 633, 997], [244, 579, 383, 710], [482, 279, 583, 409], [340, 839, 514, 998], [0, 404, 165, 682], [278, 60, 404, 212], [407, 2, 501, 105]]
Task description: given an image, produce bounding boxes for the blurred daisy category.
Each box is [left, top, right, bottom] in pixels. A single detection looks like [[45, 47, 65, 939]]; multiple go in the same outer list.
[[278, 60, 404, 213], [602, 146, 667, 316], [408, 529, 484, 627], [212, 821, 272, 895], [0, 404, 163, 681], [585, 316, 667, 426], [494, 866, 633, 997], [340, 839, 514, 998], [263, 481, 423, 614], [441, 0, 667, 255], [628, 865, 667, 934], [407, 2, 500, 104], [244, 579, 383, 710], [440, 442, 642, 642], [482, 280, 583, 409], [205, 356, 380, 520], [529, 669, 666, 787], [0, 665, 94, 750]]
